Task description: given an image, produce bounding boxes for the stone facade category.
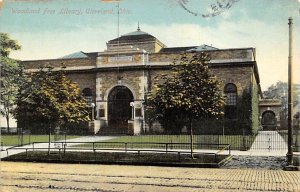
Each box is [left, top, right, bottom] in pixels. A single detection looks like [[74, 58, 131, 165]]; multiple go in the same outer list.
[[22, 28, 264, 135], [259, 99, 282, 130]]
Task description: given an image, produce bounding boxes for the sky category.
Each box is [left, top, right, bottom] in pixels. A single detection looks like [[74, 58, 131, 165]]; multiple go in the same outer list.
[[0, 0, 299, 91]]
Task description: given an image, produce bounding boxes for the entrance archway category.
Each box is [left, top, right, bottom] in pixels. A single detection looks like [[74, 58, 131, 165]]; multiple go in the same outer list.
[[107, 86, 134, 134], [261, 110, 277, 130]]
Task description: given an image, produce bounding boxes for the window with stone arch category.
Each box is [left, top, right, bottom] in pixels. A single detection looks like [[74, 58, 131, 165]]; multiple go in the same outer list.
[[82, 88, 93, 106], [224, 83, 237, 119]]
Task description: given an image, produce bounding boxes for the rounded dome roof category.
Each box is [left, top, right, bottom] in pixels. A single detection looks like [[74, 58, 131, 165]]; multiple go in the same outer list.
[[122, 30, 150, 36], [108, 28, 156, 44]]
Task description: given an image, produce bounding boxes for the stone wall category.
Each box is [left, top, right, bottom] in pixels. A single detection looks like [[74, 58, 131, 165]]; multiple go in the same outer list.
[[149, 48, 254, 63], [67, 72, 96, 101], [107, 40, 165, 53], [251, 72, 260, 134], [97, 70, 145, 100], [259, 99, 282, 129], [23, 58, 95, 69]]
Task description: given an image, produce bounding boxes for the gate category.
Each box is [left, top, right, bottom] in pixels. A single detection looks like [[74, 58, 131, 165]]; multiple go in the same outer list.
[[250, 131, 288, 151]]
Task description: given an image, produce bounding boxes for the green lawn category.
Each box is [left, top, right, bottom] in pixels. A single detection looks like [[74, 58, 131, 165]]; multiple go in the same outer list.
[[78, 135, 254, 150], [1, 135, 80, 146]]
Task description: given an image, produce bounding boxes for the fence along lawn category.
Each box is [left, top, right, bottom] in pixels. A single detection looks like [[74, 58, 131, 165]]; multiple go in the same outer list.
[[1, 135, 79, 146], [78, 135, 256, 151]]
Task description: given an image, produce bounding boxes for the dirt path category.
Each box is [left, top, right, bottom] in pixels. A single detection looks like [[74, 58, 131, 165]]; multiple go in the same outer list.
[[1, 162, 299, 192]]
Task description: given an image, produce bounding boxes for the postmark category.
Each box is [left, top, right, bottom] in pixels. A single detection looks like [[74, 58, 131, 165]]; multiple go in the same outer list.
[[176, 0, 240, 18]]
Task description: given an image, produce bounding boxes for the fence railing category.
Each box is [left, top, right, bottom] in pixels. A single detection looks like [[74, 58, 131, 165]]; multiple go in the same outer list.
[[5, 141, 231, 160], [2, 133, 299, 152]]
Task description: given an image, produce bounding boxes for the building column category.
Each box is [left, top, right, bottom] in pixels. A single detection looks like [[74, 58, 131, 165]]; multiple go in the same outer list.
[[96, 76, 108, 133]]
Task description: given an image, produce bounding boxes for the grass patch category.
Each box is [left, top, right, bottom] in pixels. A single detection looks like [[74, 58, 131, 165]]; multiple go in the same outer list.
[[78, 135, 255, 150], [0, 135, 80, 146], [219, 135, 256, 150], [293, 155, 300, 166], [4, 151, 230, 167]]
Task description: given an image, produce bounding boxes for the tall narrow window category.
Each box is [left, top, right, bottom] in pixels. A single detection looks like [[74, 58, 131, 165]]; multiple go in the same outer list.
[[224, 83, 237, 119], [82, 88, 93, 106]]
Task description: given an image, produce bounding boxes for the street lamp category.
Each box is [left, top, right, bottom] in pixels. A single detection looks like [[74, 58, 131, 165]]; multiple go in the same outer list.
[[286, 17, 294, 167], [90, 103, 95, 121], [130, 102, 134, 120], [0, 62, 2, 145]]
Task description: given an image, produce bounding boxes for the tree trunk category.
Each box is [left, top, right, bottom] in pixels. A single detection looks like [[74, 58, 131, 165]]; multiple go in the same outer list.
[[6, 113, 10, 134], [48, 124, 51, 155], [189, 117, 194, 159]]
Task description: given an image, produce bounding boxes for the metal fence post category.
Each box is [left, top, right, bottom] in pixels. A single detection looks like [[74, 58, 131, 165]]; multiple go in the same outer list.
[[64, 144, 66, 155], [166, 143, 168, 153]]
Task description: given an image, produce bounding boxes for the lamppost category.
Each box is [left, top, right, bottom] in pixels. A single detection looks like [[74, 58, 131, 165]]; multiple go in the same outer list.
[[0, 62, 2, 147], [90, 103, 95, 121], [286, 17, 294, 167]]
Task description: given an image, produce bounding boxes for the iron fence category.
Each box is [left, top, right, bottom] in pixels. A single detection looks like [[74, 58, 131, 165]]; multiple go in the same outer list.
[[2, 132, 299, 152], [5, 141, 231, 163]]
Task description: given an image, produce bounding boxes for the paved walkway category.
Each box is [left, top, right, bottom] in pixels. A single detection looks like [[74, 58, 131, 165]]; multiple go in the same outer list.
[[1, 136, 116, 159], [1, 162, 299, 192], [250, 131, 288, 152]]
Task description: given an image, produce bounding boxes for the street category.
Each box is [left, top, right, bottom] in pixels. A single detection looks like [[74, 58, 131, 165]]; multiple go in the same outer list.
[[1, 162, 299, 192]]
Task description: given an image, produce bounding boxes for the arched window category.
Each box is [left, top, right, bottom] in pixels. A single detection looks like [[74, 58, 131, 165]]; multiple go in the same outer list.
[[82, 88, 93, 106], [224, 83, 237, 119]]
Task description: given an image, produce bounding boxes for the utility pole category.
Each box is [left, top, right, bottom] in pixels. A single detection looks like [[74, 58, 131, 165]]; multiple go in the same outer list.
[[286, 17, 294, 167]]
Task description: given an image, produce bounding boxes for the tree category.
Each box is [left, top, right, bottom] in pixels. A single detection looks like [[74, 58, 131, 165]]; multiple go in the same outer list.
[[15, 66, 90, 153], [148, 53, 224, 158], [0, 33, 22, 133], [0, 57, 23, 133], [263, 81, 300, 128], [0, 33, 21, 57]]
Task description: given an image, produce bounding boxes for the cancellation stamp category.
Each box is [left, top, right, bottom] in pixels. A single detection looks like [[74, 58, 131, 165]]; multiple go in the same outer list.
[[176, 0, 240, 17]]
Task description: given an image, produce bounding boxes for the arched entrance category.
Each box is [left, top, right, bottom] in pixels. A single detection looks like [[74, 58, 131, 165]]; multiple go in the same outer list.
[[107, 86, 134, 134], [261, 110, 277, 130]]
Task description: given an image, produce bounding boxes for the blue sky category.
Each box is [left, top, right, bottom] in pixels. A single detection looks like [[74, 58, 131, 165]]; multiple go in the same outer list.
[[0, 0, 299, 90]]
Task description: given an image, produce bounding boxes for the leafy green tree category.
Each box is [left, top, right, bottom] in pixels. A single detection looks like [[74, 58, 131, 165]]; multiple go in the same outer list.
[[0, 33, 22, 133], [263, 81, 300, 128], [0, 57, 23, 133], [0, 33, 21, 57], [15, 66, 89, 153], [148, 53, 224, 158]]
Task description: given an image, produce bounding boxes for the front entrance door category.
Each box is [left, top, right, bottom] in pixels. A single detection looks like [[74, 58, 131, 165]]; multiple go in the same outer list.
[[261, 110, 277, 130], [107, 86, 133, 134]]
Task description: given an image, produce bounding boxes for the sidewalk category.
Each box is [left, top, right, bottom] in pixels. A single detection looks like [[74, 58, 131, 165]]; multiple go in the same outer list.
[[1, 136, 116, 159]]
